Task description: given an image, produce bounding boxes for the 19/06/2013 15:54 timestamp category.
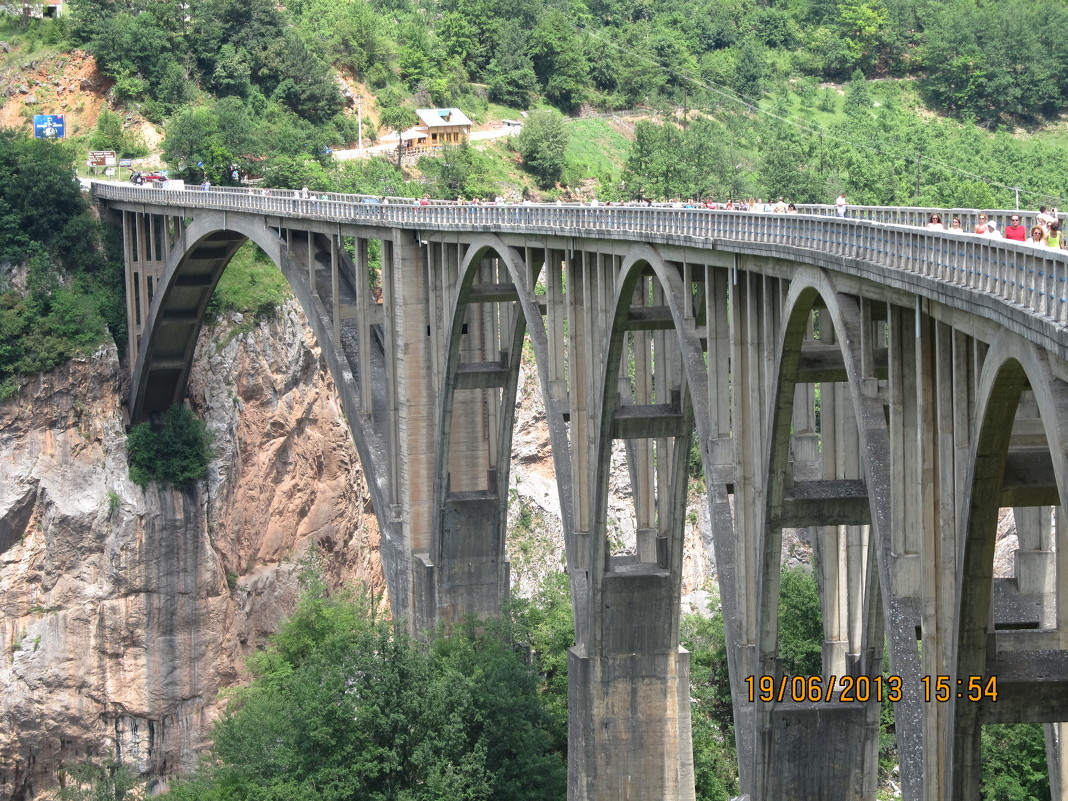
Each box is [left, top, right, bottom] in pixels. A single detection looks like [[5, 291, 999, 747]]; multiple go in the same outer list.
[[744, 674, 999, 703]]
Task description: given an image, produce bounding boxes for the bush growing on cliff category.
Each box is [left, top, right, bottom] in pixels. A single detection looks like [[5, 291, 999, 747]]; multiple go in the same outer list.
[[52, 758, 143, 801], [126, 404, 214, 488]]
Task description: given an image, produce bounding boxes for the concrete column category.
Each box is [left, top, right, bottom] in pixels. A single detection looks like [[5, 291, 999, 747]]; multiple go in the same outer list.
[[568, 572, 695, 801], [354, 237, 373, 415], [1013, 507, 1056, 628], [331, 233, 340, 343], [383, 233, 438, 632], [123, 210, 139, 365]]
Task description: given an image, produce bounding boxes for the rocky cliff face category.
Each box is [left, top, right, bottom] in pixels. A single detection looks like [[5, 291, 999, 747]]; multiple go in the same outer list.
[[0, 300, 379, 799]]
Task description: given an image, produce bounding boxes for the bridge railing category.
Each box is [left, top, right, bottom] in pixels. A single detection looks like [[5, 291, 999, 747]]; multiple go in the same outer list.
[[91, 183, 1068, 330]]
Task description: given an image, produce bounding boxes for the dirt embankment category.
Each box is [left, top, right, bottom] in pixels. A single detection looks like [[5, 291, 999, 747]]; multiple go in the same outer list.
[[0, 48, 110, 134]]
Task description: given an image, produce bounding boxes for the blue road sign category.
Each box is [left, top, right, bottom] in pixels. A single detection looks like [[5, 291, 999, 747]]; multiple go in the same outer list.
[[33, 115, 65, 139]]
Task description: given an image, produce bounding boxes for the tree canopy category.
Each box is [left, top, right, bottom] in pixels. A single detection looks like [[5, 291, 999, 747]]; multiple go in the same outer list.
[[162, 576, 568, 801]]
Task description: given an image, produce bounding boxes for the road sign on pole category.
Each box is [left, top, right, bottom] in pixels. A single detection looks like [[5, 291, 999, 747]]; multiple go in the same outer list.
[[88, 150, 117, 167]]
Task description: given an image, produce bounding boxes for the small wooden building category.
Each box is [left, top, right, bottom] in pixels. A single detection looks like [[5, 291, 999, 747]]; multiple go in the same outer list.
[[404, 108, 473, 147]]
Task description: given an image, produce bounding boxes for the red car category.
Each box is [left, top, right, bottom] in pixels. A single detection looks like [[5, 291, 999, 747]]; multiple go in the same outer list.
[[131, 171, 167, 185]]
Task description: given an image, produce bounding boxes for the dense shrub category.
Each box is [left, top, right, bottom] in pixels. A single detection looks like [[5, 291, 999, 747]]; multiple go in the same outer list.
[[127, 405, 214, 488], [161, 575, 567, 801], [0, 128, 125, 398]]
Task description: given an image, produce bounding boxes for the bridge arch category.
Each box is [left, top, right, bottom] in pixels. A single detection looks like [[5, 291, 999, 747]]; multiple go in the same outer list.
[[569, 242, 714, 801], [423, 234, 577, 626], [754, 270, 922, 798], [129, 212, 286, 421], [126, 212, 395, 556], [952, 334, 1068, 800]]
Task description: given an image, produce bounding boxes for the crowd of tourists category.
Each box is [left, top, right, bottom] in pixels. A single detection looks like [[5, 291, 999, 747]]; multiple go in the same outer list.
[[923, 205, 1065, 248]]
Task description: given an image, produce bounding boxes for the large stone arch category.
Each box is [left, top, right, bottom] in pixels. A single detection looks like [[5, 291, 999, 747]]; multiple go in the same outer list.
[[951, 333, 1068, 801]]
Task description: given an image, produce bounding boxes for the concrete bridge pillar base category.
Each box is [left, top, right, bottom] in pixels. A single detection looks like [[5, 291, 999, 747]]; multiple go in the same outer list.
[[413, 554, 508, 633], [757, 701, 879, 801], [1047, 722, 1068, 800], [567, 645, 695, 801]]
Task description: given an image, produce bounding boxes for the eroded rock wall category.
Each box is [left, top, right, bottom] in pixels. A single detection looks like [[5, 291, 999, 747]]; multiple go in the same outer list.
[[0, 300, 379, 799]]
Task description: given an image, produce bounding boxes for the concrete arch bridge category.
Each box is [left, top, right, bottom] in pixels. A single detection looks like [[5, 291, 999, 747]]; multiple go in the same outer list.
[[91, 183, 1068, 801]]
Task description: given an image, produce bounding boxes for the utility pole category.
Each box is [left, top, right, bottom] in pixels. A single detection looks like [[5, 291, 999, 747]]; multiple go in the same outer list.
[[357, 94, 364, 154], [915, 153, 921, 198], [1013, 186, 1020, 210]]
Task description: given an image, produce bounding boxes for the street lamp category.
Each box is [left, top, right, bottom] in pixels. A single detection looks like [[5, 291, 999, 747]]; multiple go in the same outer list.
[[356, 94, 364, 154]]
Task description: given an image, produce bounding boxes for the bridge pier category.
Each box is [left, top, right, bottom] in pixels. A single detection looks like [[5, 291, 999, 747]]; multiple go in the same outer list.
[[568, 569, 695, 801]]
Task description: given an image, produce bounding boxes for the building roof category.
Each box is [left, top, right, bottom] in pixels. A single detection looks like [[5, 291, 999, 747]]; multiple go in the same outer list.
[[414, 108, 473, 128]]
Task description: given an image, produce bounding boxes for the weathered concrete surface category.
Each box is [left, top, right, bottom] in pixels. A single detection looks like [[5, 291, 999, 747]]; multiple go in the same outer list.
[[568, 646, 695, 801], [761, 703, 877, 800]]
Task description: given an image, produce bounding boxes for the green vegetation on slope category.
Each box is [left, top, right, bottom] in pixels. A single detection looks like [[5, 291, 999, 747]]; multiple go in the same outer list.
[[0, 130, 124, 400], [561, 117, 630, 190], [205, 242, 290, 321]]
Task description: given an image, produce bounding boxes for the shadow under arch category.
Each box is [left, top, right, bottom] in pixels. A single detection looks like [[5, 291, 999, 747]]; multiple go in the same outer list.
[[951, 334, 1068, 801], [753, 268, 928, 801], [429, 234, 578, 620]]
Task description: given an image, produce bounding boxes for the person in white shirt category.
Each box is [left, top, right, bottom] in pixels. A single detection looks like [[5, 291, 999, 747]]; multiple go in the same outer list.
[[835, 193, 847, 217]]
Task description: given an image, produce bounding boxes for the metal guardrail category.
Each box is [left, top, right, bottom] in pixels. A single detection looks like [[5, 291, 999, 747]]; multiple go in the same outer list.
[[92, 182, 1068, 332]]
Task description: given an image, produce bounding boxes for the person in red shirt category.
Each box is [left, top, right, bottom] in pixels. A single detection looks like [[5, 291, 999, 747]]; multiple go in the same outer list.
[[1003, 215, 1028, 241]]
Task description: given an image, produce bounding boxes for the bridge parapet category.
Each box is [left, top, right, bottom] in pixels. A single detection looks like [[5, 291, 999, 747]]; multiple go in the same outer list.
[[92, 183, 1068, 352]]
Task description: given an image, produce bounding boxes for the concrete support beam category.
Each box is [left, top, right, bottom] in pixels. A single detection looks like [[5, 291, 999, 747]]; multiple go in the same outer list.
[[781, 480, 871, 528], [338, 302, 384, 324], [978, 649, 1068, 723], [467, 282, 519, 302], [1000, 450, 1060, 507], [611, 404, 687, 438], [796, 343, 888, 383], [454, 360, 511, 389], [624, 305, 675, 330]]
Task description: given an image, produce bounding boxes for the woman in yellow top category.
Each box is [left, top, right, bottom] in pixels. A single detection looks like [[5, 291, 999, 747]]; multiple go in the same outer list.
[[1046, 221, 1065, 249]]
